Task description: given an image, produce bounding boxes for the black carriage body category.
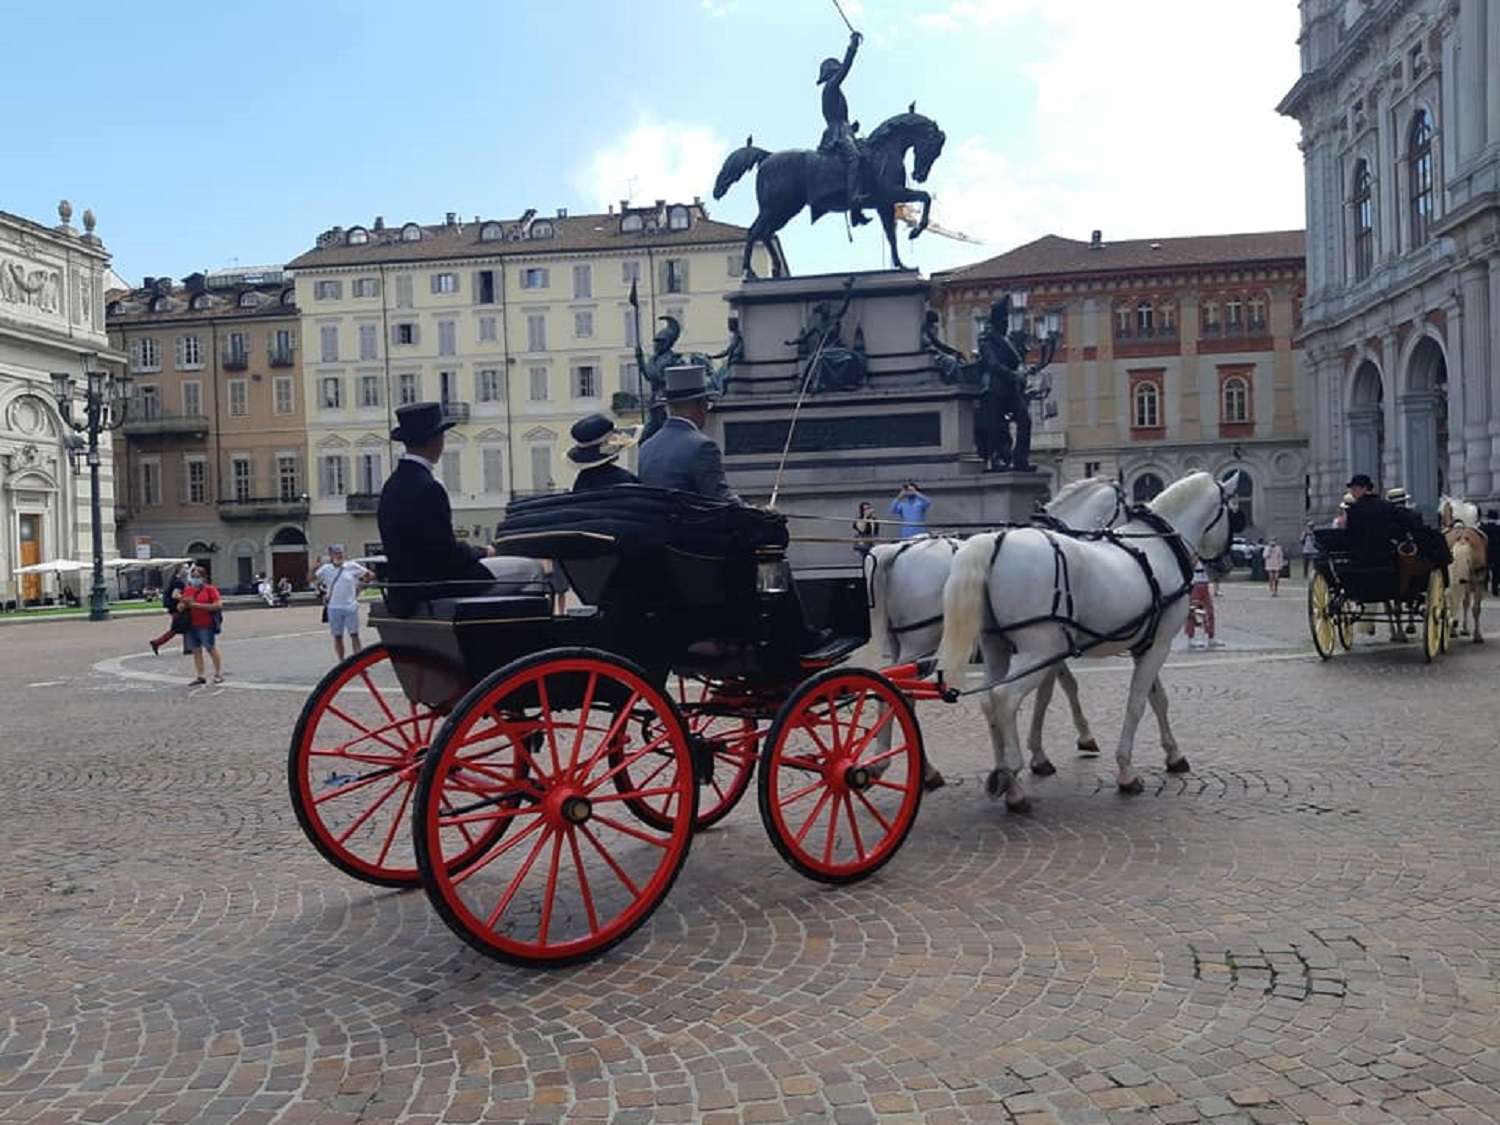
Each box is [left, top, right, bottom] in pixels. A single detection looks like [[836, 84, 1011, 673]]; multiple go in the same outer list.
[[1312, 527, 1437, 604], [369, 486, 870, 712]]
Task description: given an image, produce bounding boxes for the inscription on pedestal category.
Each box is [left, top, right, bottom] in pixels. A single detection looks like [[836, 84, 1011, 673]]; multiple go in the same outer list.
[[724, 412, 941, 456]]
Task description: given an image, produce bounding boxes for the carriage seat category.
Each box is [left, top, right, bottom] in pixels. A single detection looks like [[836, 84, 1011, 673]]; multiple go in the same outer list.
[[409, 593, 552, 623]]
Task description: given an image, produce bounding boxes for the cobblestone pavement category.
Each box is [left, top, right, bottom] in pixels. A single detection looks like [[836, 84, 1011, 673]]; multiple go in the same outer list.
[[3, 580, 1498, 1124]]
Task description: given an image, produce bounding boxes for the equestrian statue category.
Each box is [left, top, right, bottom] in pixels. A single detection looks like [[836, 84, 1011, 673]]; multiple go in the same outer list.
[[712, 29, 947, 278]]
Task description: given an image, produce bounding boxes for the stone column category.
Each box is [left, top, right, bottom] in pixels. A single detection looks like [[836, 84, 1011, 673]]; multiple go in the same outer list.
[[1459, 262, 1494, 496], [1444, 299, 1469, 498], [1489, 0, 1500, 148], [1400, 391, 1442, 511], [1379, 333, 1402, 489], [1459, 0, 1488, 164]]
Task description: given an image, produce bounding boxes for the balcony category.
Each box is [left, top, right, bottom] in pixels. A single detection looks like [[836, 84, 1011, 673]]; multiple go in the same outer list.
[[269, 348, 296, 368], [222, 354, 249, 372], [346, 493, 380, 514], [121, 406, 211, 438], [440, 401, 472, 425], [217, 496, 311, 522]]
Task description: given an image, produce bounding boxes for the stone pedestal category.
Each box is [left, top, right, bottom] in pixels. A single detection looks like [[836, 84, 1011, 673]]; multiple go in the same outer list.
[[708, 269, 1054, 566]]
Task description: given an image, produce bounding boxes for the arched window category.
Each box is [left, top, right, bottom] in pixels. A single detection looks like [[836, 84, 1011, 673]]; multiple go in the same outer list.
[[346, 227, 369, 245], [1136, 301, 1154, 336], [621, 213, 643, 233], [1222, 376, 1249, 423], [479, 221, 502, 241], [280, 288, 295, 306], [1408, 110, 1434, 248], [190, 293, 210, 310], [151, 295, 171, 312], [1352, 160, 1374, 280], [530, 221, 554, 239], [400, 223, 422, 242], [1132, 472, 1165, 503], [1133, 381, 1160, 428], [239, 291, 262, 308], [668, 206, 690, 230]]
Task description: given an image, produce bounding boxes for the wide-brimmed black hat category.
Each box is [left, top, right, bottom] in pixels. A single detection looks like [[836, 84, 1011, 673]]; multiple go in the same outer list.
[[390, 402, 456, 444], [662, 363, 717, 403], [567, 412, 638, 465], [1345, 473, 1375, 490]]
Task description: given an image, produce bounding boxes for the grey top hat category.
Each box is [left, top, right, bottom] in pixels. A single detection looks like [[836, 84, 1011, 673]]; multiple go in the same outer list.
[[661, 363, 717, 403]]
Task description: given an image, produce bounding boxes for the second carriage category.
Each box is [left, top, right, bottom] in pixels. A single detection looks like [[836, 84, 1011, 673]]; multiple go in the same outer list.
[[288, 487, 945, 966], [1307, 526, 1450, 661]]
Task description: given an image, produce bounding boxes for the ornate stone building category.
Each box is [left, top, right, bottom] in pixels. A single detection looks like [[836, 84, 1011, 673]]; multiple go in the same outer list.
[[933, 231, 1311, 545], [1279, 0, 1500, 514], [285, 202, 767, 555], [0, 202, 123, 607], [107, 270, 309, 590]]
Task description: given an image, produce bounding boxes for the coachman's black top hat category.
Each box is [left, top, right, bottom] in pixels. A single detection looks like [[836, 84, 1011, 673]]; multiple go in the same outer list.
[[661, 363, 717, 403], [567, 412, 638, 465], [390, 402, 456, 445], [1345, 473, 1375, 490]]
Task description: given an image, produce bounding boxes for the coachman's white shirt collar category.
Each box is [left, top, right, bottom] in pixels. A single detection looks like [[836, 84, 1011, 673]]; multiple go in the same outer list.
[[400, 452, 437, 473]]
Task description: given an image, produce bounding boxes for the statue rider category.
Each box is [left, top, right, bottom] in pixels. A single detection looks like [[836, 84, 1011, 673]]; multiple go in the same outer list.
[[635, 314, 684, 442], [707, 315, 744, 394], [817, 31, 870, 226], [975, 297, 1035, 472], [785, 277, 864, 393], [923, 309, 965, 384]]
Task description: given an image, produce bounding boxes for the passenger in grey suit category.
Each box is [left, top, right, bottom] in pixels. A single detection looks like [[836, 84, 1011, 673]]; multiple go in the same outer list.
[[637, 365, 742, 504]]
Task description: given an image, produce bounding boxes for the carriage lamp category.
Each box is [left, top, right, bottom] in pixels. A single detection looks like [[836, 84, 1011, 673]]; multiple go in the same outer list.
[[756, 555, 792, 595]]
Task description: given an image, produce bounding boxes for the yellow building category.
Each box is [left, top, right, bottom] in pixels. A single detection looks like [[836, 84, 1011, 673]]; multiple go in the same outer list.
[[286, 202, 770, 555]]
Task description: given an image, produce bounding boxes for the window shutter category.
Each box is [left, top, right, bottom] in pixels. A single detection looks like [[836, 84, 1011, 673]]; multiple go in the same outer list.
[[174, 337, 183, 367], [178, 458, 188, 504], [471, 271, 481, 304]]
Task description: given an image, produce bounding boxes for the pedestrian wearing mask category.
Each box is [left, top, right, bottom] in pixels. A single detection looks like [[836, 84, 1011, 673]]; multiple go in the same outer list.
[[177, 566, 224, 685]]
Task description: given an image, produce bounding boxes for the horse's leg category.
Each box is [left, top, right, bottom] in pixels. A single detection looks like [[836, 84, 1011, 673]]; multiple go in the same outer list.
[[906, 188, 932, 238], [977, 636, 1029, 812], [1471, 580, 1485, 643], [741, 224, 760, 279], [1055, 662, 1099, 754], [1149, 676, 1188, 773], [990, 661, 1057, 814], [1116, 636, 1172, 794], [1025, 667, 1058, 776], [877, 204, 905, 271]]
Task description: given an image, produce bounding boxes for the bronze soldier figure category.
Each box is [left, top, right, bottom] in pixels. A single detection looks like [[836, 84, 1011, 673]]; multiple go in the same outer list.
[[634, 314, 684, 442], [922, 309, 965, 383], [816, 31, 869, 225], [975, 298, 1035, 472]]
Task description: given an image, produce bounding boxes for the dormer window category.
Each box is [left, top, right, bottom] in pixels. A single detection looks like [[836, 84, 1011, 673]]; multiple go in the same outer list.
[[347, 227, 369, 245], [151, 296, 171, 312], [239, 291, 263, 309], [621, 213, 644, 233], [668, 206, 690, 231], [190, 293, 211, 311], [401, 223, 422, 242], [530, 220, 554, 239], [480, 221, 503, 241], [280, 288, 296, 306]]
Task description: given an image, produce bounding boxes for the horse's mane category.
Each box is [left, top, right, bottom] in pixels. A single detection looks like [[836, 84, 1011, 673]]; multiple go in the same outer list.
[[1148, 471, 1212, 523], [1441, 495, 1480, 527], [865, 112, 935, 148], [1049, 477, 1114, 508]]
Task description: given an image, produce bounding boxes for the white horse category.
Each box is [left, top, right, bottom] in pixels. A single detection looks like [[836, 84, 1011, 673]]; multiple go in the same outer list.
[[867, 478, 1132, 785], [1440, 496, 1487, 643], [938, 471, 1238, 811]]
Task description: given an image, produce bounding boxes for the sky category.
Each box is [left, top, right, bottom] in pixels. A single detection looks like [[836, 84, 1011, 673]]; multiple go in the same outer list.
[[4, 0, 1306, 287]]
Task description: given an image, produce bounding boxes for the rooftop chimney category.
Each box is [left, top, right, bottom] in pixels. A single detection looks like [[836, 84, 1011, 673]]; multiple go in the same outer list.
[[445, 211, 457, 226], [1089, 229, 1103, 249], [619, 199, 629, 214], [556, 207, 567, 218], [373, 216, 385, 231], [143, 276, 156, 291]]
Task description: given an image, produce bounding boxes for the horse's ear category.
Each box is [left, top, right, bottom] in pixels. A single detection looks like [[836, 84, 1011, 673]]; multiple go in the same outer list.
[[909, 101, 916, 114]]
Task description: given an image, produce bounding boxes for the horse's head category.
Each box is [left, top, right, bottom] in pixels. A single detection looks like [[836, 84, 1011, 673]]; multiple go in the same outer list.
[[1046, 477, 1127, 530], [1150, 471, 1239, 562], [867, 112, 946, 183], [912, 117, 946, 183]]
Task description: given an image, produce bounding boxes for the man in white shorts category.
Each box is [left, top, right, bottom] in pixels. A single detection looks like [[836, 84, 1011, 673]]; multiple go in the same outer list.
[[313, 544, 370, 661]]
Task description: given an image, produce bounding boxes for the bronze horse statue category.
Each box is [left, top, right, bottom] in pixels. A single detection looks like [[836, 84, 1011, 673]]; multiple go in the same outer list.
[[713, 108, 946, 278]]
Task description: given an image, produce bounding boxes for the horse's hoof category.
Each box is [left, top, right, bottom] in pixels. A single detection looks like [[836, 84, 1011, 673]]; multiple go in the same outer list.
[[1166, 756, 1191, 774], [1118, 777, 1146, 796], [1006, 795, 1032, 814], [1076, 738, 1101, 756], [1031, 760, 1057, 777], [923, 770, 947, 792], [908, 228, 921, 240], [1475, 634, 1485, 645], [984, 769, 1005, 801]]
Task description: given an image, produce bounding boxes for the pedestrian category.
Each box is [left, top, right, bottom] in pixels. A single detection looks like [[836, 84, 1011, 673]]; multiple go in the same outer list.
[[256, 572, 275, 607], [148, 563, 189, 655], [177, 565, 224, 685], [1184, 557, 1222, 648], [1482, 508, 1500, 595], [1264, 537, 1285, 596], [1300, 521, 1317, 578], [276, 576, 292, 606], [852, 500, 880, 559], [312, 545, 371, 662], [889, 480, 931, 539]]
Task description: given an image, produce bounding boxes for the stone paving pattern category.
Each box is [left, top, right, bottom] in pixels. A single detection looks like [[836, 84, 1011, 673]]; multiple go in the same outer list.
[[2, 580, 1498, 1124]]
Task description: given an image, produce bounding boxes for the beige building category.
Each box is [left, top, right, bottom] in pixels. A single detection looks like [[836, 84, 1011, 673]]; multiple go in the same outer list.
[[108, 269, 310, 590], [1279, 0, 1500, 514], [0, 201, 123, 607], [934, 230, 1311, 545], [285, 201, 768, 554]]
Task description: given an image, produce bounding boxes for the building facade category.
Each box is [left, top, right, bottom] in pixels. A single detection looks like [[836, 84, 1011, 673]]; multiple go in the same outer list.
[[107, 270, 310, 590], [0, 201, 123, 607], [934, 231, 1310, 545], [1279, 0, 1500, 514], [285, 201, 767, 554]]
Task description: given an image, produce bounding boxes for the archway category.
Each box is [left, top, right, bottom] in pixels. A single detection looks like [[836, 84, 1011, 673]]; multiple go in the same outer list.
[[270, 526, 309, 589], [1403, 335, 1448, 513], [1131, 472, 1165, 503], [1220, 469, 1255, 536], [1346, 360, 1384, 488], [185, 541, 214, 581]]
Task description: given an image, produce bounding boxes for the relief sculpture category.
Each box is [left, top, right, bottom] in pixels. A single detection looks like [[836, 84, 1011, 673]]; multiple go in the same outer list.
[[1, 260, 63, 314]]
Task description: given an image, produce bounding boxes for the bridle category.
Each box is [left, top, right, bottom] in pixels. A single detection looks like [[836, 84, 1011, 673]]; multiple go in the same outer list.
[[1199, 478, 1238, 566]]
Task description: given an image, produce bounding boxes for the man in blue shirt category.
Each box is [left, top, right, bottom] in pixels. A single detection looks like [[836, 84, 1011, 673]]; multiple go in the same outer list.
[[890, 481, 932, 538]]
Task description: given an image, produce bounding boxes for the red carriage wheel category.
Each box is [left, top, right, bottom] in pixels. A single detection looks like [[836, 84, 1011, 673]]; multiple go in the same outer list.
[[414, 648, 697, 967], [757, 667, 923, 885], [288, 645, 521, 887], [610, 676, 758, 831]]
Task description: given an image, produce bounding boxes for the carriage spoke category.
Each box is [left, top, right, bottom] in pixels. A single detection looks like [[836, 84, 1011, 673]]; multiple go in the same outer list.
[[308, 748, 406, 767], [567, 673, 599, 772], [777, 778, 825, 808], [845, 705, 898, 761], [859, 741, 913, 769], [537, 830, 565, 947], [358, 669, 412, 749], [450, 816, 545, 887], [590, 785, 682, 804], [842, 794, 867, 861], [854, 789, 893, 833], [794, 789, 834, 845], [581, 729, 677, 795], [579, 824, 640, 897], [375, 782, 416, 867], [438, 803, 542, 829], [484, 825, 554, 930], [822, 792, 839, 864], [777, 754, 825, 773], [572, 692, 642, 780], [334, 777, 406, 845], [843, 688, 870, 755], [536, 676, 563, 776], [592, 812, 672, 848], [314, 766, 402, 805], [325, 705, 414, 757], [566, 827, 601, 936]]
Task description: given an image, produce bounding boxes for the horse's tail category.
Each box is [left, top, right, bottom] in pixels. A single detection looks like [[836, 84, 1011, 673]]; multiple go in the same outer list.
[[938, 533, 996, 679], [866, 543, 896, 663], [713, 145, 770, 200]]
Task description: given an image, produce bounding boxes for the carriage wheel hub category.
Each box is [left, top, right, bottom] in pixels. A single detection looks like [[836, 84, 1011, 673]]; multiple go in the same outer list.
[[561, 795, 593, 825], [543, 786, 593, 826], [844, 764, 873, 791]]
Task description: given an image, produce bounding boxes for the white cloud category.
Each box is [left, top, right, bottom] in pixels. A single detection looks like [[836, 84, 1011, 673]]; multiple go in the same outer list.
[[576, 117, 730, 211], [917, 0, 1305, 253]]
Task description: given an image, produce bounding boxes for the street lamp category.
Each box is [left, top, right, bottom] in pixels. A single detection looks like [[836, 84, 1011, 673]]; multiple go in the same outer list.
[[50, 365, 132, 621]]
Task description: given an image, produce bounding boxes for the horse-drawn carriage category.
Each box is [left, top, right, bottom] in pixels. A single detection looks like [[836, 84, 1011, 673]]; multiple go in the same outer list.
[[1306, 527, 1449, 661], [288, 486, 944, 966]]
